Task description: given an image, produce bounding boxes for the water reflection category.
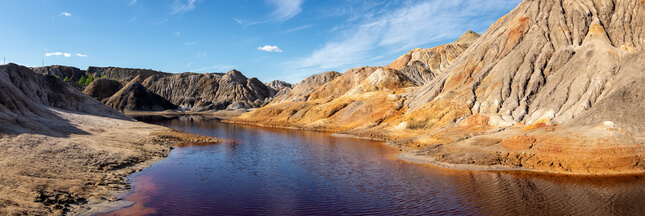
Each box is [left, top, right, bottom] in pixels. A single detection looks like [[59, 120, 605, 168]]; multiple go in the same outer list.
[[104, 115, 645, 215]]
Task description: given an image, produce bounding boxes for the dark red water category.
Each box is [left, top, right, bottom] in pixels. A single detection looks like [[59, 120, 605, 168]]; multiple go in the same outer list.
[[103, 115, 645, 216]]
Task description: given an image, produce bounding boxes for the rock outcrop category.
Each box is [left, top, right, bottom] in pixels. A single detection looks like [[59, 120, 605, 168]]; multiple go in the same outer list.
[[82, 78, 124, 101], [105, 80, 177, 112], [266, 80, 292, 92], [270, 71, 342, 104], [31, 65, 86, 82], [141, 70, 276, 111], [230, 0, 645, 174], [86, 66, 169, 82]]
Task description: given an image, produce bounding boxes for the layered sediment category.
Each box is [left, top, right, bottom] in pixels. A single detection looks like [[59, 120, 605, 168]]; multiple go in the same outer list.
[[229, 0, 645, 175]]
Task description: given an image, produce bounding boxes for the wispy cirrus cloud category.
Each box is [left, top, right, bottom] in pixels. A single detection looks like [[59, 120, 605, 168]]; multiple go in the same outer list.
[[61, 12, 71, 17], [45, 52, 88, 57], [281, 24, 312, 34], [258, 45, 283, 52], [287, 0, 521, 81], [242, 0, 304, 26], [171, 0, 197, 15], [266, 0, 304, 23]]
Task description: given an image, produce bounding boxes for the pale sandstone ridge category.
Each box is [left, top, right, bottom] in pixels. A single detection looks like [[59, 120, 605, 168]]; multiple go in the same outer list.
[[0, 64, 221, 215], [230, 0, 645, 174]]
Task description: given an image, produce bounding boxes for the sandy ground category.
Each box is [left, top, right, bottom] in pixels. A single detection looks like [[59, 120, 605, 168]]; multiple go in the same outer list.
[[0, 108, 223, 215]]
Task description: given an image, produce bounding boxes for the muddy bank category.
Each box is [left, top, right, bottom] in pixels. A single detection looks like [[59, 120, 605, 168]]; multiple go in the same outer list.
[[0, 109, 222, 215]]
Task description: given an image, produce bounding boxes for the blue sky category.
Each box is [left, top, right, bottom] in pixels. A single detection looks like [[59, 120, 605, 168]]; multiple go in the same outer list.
[[0, 0, 522, 83]]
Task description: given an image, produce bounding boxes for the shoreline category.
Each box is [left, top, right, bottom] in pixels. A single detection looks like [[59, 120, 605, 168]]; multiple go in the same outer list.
[[68, 157, 165, 216], [83, 113, 645, 215], [70, 135, 229, 216], [125, 109, 250, 120], [225, 119, 645, 176], [396, 151, 645, 177]]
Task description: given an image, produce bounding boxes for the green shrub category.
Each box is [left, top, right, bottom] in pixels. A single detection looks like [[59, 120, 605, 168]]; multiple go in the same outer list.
[[77, 76, 86, 85], [63, 76, 69, 81], [54, 75, 61, 79]]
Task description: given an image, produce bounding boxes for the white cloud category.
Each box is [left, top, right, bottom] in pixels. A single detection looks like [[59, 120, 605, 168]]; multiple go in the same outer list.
[[45, 52, 87, 58], [247, 0, 304, 26], [266, 0, 304, 22], [129, 0, 138, 6], [258, 45, 283, 52], [175, 32, 181, 36], [290, 0, 522, 76], [171, 0, 197, 15], [234, 18, 243, 24], [61, 12, 71, 17]]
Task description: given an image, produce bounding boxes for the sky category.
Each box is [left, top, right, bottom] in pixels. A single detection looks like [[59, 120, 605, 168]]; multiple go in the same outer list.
[[0, 0, 522, 83]]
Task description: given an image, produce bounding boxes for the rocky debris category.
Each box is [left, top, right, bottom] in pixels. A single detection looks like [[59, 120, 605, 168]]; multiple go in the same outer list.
[[104, 80, 178, 112], [231, 0, 645, 174], [31, 65, 85, 82], [82, 78, 124, 101], [142, 70, 279, 111]]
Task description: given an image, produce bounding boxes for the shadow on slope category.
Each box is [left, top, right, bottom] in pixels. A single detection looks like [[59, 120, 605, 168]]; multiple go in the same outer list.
[[0, 64, 130, 137]]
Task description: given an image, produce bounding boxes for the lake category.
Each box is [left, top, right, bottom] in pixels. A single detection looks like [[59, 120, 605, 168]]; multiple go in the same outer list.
[[103, 115, 645, 215]]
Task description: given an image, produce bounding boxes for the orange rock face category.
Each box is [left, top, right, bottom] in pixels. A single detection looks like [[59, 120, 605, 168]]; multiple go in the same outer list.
[[231, 0, 645, 175]]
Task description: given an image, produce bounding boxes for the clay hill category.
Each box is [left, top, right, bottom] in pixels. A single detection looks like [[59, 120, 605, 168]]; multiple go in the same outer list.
[[32, 65, 289, 112], [230, 0, 645, 175], [104, 80, 178, 112], [141, 69, 278, 111], [0, 64, 220, 215]]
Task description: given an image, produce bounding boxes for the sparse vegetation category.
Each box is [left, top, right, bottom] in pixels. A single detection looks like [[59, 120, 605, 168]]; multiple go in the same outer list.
[[407, 117, 429, 130], [77, 75, 96, 86]]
